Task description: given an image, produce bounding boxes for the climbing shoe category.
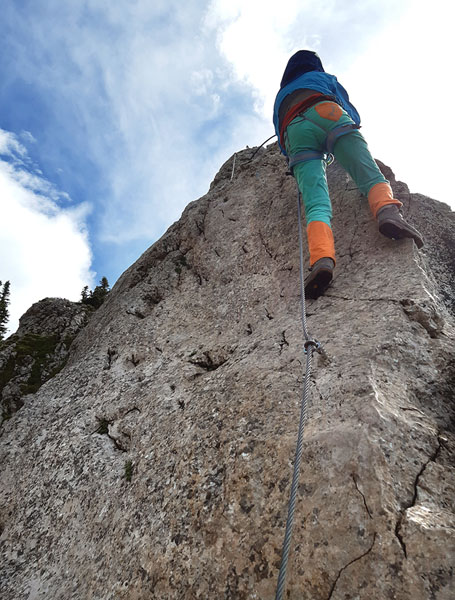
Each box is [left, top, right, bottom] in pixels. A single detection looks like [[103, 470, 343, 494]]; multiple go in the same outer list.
[[304, 257, 334, 299], [377, 205, 424, 249]]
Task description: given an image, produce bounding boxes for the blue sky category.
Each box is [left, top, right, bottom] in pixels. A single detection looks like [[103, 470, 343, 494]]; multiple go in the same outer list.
[[1, 0, 452, 334]]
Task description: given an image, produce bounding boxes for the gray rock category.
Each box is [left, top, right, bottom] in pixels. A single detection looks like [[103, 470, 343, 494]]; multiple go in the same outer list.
[[0, 144, 454, 599], [0, 298, 91, 421]]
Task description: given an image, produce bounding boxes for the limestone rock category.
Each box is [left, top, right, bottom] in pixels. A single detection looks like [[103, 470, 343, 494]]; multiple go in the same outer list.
[[0, 298, 90, 421], [0, 145, 454, 599]]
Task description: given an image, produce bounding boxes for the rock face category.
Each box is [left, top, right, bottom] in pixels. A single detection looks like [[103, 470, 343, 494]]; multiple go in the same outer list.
[[0, 298, 91, 422], [0, 144, 454, 599]]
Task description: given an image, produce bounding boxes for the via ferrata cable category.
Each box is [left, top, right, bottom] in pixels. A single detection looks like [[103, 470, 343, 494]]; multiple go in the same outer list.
[[274, 187, 324, 600]]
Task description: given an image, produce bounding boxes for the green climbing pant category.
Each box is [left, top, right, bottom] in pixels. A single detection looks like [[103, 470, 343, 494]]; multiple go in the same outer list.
[[284, 101, 389, 226]]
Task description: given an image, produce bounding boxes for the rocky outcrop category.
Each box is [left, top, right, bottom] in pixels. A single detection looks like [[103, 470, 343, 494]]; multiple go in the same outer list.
[[0, 298, 90, 422], [0, 144, 454, 599]]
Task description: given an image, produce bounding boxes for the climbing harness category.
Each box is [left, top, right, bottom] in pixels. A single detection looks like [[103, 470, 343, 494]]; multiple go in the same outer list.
[[325, 123, 360, 154], [285, 114, 360, 175], [231, 119, 358, 180], [288, 150, 334, 173], [274, 185, 326, 600]]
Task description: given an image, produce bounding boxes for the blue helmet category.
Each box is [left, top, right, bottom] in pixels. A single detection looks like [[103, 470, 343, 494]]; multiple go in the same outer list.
[[280, 50, 325, 89]]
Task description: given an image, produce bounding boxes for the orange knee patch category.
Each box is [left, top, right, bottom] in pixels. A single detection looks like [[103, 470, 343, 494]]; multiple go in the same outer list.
[[315, 102, 343, 121]]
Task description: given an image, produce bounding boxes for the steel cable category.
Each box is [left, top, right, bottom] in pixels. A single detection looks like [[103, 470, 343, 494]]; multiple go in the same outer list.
[[275, 188, 319, 600]]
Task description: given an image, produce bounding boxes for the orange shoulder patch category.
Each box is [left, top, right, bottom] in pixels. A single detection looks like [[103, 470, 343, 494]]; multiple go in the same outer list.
[[315, 102, 343, 121]]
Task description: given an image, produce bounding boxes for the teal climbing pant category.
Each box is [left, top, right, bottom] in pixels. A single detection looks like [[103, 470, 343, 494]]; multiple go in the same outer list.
[[284, 101, 389, 226]]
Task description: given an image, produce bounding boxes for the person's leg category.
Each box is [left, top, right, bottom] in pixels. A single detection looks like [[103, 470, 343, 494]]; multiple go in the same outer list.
[[334, 131, 423, 246], [333, 130, 402, 216], [285, 122, 335, 298], [292, 159, 336, 265], [295, 102, 401, 217], [285, 118, 335, 267]]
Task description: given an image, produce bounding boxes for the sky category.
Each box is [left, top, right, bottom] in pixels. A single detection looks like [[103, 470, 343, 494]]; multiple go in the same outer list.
[[0, 0, 453, 335]]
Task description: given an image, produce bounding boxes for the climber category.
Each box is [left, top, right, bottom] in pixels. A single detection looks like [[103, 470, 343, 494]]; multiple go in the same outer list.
[[273, 50, 424, 299]]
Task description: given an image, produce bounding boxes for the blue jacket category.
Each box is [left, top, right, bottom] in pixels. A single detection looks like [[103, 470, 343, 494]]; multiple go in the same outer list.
[[273, 71, 361, 154]]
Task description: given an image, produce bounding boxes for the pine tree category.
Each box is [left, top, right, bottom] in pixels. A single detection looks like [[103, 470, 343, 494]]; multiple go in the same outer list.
[[81, 285, 89, 302], [80, 277, 110, 309], [0, 280, 11, 341]]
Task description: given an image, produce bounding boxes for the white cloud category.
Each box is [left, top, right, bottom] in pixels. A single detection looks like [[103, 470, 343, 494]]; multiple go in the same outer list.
[[27, 3, 231, 245], [2, 2, 289, 255], [342, 0, 453, 204], [0, 128, 27, 157], [0, 129, 94, 336], [205, 0, 453, 207], [204, 0, 300, 116], [204, 0, 412, 118], [191, 69, 215, 97]]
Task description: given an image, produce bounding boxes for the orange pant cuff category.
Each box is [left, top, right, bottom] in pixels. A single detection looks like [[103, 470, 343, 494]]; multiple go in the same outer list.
[[307, 221, 336, 266], [368, 182, 402, 218]]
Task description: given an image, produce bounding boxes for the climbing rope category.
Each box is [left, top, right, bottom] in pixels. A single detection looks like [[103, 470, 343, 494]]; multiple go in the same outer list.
[[247, 134, 277, 162], [274, 187, 323, 600], [231, 135, 277, 181]]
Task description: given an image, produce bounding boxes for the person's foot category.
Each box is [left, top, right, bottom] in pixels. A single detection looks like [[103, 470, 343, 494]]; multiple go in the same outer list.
[[377, 205, 424, 249], [304, 257, 335, 299]]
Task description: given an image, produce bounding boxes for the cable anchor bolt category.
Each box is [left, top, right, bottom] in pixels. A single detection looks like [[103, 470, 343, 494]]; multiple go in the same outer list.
[[303, 339, 321, 354]]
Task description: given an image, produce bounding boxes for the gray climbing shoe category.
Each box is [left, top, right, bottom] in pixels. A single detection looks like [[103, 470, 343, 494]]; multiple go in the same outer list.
[[305, 257, 335, 299], [377, 205, 424, 249]]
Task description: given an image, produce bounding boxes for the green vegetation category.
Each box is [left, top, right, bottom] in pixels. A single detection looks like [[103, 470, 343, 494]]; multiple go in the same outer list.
[[0, 280, 11, 341], [0, 353, 15, 393], [0, 353, 16, 421], [81, 277, 110, 309], [18, 334, 61, 394], [0, 333, 63, 401], [124, 460, 133, 482]]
